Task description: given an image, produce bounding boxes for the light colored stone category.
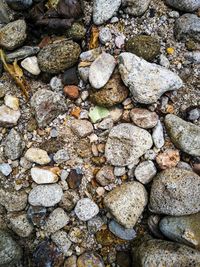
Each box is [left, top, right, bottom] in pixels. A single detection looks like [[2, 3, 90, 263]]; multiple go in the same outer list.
[[75, 198, 99, 221], [25, 147, 51, 165], [0, 189, 27, 212], [0, 163, 12, 176], [135, 160, 157, 184], [53, 149, 69, 164], [165, 0, 200, 12], [99, 27, 112, 44], [152, 120, 165, 149], [8, 213, 33, 237], [51, 230, 72, 256], [70, 119, 93, 137], [4, 129, 24, 160], [0, 105, 21, 127], [45, 208, 69, 234], [21, 56, 41, 75], [122, 0, 151, 16], [31, 167, 59, 184], [4, 95, 19, 110], [130, 108, 158, 129]]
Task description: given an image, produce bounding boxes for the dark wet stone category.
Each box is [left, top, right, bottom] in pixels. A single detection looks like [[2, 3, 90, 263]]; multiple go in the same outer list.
[[109, 220, 136, 240], [27, 206, 47, 227], [6, 0, 33, 10], [67, 168, 83, 189], [62, 67, 79, 86], [116, 251, 132, 267]]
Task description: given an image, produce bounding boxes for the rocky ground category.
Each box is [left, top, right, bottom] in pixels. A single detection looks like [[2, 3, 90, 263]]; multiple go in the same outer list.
[[0, 0, 200, 266]]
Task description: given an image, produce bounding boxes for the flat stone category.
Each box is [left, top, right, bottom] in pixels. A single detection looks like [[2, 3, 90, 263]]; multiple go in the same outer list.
[[122, 0, 151, 16], [118, 53, 183, 104], [109, 220, 136, 240], [8, 213, 34, 237], [31, 167, 59, 184], [51, 230, 72, 256], [77, 252, 105, 267], [165, 0, 200, 12], [21, 56, 41, 75], [105, 123, 153, 166], [130, 108, 158, 129], [28, 184, 63, 207], [44, 208, 69, 234], [0, 105, 21, 127], [4, 129, 24, 160], [25, 148, 51, 165], [165, 114, 200, 156], [149, 168, 200, 216], [70, 119, 93, 138], [75, 198, 99, 221], [104, 182, 148, 228], [134, 160, 157, 184]]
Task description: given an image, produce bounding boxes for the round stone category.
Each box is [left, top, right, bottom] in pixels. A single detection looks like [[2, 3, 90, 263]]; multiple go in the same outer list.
[[134, 160, 157, 184], [77, 252, 105, 267], [130, 108, 158, 129], [75, 198, 99, 221]]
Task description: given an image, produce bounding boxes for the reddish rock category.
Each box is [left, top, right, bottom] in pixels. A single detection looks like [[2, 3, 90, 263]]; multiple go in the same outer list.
[[67, 169, 83, 189], [130, 108, 158, 129], [64, 85, 79, 99], [156, 149, 180, 170]]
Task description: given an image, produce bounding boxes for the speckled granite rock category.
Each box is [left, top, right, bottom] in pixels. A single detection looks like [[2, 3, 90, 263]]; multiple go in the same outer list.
[[165, 0, 200, 12]]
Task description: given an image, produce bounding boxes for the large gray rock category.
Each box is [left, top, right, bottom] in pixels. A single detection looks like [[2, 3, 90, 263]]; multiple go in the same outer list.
[[165, 114, 200, 156], [149, 168, 200, 216], [118, 53, 182, 104], [31, 89, 67, 128], [93, 0, 121, 25], [165, 0, 200, 12], [122, 0, 151, 16], [4, 129, 25, 160], [104, 182, 148, 228], [0, 230, 22, 266], [132, 238, 200, 267], [159, 213, 200, 249], [105, 123, 153, 166]]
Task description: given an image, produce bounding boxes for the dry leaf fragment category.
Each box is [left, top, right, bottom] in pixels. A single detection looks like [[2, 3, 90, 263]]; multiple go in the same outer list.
[[89, 26, 99, 49]]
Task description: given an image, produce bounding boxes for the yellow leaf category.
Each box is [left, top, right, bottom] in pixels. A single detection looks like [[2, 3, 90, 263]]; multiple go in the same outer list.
[[13, 59, 23, 77], [89, 26, 99, 49]]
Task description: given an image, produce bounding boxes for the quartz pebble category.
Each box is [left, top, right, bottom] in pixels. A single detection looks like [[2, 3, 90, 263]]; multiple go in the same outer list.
[[0, 163, 12, 176], [75, 198, 99, 221], [31, 167, 59, 184], [25, 148, 51, 165], [134, 160, 157, 184], [4, 95, 19, 110], [0, 105, 21, 127], [21, 56, 41, 75]]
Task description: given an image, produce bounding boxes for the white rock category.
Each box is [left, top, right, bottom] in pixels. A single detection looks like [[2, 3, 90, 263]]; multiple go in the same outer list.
[[118, 53, 183, 104], [99, 27, 112, 44], [0, 105, 20, 127], [25, 148, 51, 165], [70, 119, 93, 137], [122, 0, 151, 16], [159, 55, 170, 68], [152, 120, 165, 149], [31, 167, 58, 184], [51, 230, 72, 256], [21, 56, 41, 75], [53, 149, 69, 164], [45, 208, 69, 234], [89, 52, 116, 89], [75, 198, 99, 221], [8, 213, 33, 237], [135, 160, 157, 184], [4, 95, 19, 110], [0, 163, 12, 176]]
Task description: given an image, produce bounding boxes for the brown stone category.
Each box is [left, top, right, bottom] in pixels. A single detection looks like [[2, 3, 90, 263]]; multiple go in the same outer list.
[[96, 166, 115, 186], [64, 85, 79, 100], [130, 108, 158, 129], [67, 169, 83, 189], [156, 149, 180, 170]]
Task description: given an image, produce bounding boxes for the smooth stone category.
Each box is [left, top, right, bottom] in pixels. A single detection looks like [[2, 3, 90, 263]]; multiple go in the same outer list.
[[0, 163, 12, 176], [62, 66, 79, 86], [132, 238, 200, 266], [50, 76, 63, 92], [0, 189, 27, 212], [152, 120, 165, 149], [130, 108, 158, 129], [159, 54, 170, 68], [0, 2, 10, 23], [0, 230, 22, 266], [59, 190, 79, 212], [28, 184, 63, 207], [66, 22, 86, 41], [165, 114, 200, 156], [4, 129, 24, 160], [89, 106, 109, 123], [6, 0, 33, 10], [104, 182, 148, 228], [37, 40, 81, 74], [31, 167, 59, 184], [77, 252, 105, 267], [96, 165, 115, 186], [122, 0, 151, 16], [99, 27, 112, 44], [105, 123, 153, 166], [98, 117, 114, 130], [165, 0, 200, 12], [109, 220, 136, 240], [53, 149, 69, 164], [118, 53, 183, 104], [134, 160, 157, 184], [93, 0, 121, 25], [159, 213, 200, 249], [0, 19, 26, 50], [70, 119, 93, 138], [149, 168, 200, 216], [114, 166, 126, 176], [89, 52, 116, 89], [75, 198, 99, 221], [21, 56, 41, 75], [44, 208, 69, 234], [64, 255, 77, 267], [0, 105, 21, 127], [4, 95, 19, 110], [6, 46, 40, 63], [51, 230, 72, 256], [25, 147, 51, 165], [80, 48, 102, 62], [8, 213, 33, 237]]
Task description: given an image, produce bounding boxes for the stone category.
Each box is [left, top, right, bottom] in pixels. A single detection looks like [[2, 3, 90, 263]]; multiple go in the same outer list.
[[122, 0, 151, 16], [185, 51, 200, 64], [125, 35, 160, 61], [45, 208, 69, 234], [159, 54, 170, 68], [87, 216, 104, 234], [4, 95, 19, 110], [152, 120, 165, 149], [134, 160, 157, 184], [104, 182, 148, 228], [90, 72, 129, 107], [64, 85, 79, 99], [0, 230, 22, 266], [50, 76, 63, 92], [96, 166, 115, 186], [174, 14, 200, 42], [53, 149, 69, 164], [98, 117, 114, 130], [59, 190, 79, 212], [115, 34, 126, 48], [0, 2, 9, 24], [70, 119, 93, 138], [93, 0, 121, 25], [0, 163, 12, 176], [66, 169, 83, 189], [8, 213, 34, 237], [89, 52, 116, 89], [0, 105, 21, 127], [4, 129, 24, 160], [66, 22, 86, 41], [165, 0, 200, 12], [132, 238, 200, 266], [105, 123, 153, 166], [27, 206, 47, 227], [77, 252, 105, 267], [165, 114, 200, 157], [114, 167, 126, 176], [51, 230, 72, 256], [149, 168, 200, 216], [109, 220, 136, 240], [37, 40, 81, 74], [28, 184, 63, 207], [25, 147, 51, 165], [99, 27, 112, 44], [0, 189, 27, 212], [6, 0, 33, 10], [64, 255, 77, 267], [62, 67, 79, 86], [130, 108, 158, 129], [116, 251, 132, 267], [118, 53, 183, 104], [21, 56, 41, 75], [31, 89, 67, 127], [6, 46, 40, 63], [75, 198, 99, 221], [159, 213, 200, 249], [156, 149, 180, 170], [78, 66, 90, 82], [89, 106, 109, 123], [31, 167, 59, 184], [0, 19, 27, 50]]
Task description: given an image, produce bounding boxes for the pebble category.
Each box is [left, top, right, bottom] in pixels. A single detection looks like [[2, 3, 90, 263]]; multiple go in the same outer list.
[[67, 169, 83, 189], [62, 67, 79, 86], [31, 167, 59, 184], [116, 251, 132, 267], [51, 230, 72, 256], [21, 56, 41, 75], [77, 252, 105, 267], [8, 213, 33, 237], [53, 149, 69, 164], [87, 216, 104, 234], [115, 34, 126, 48], [64, 255, 77, 267], [0, 2, 9, 24], [165, 0, 200, 12], [156, 149, 180, 170], [165, 114, 200, 156], [28, 184, 63, 207], [0, 189, 27, 212], [27, 206, 47, 227], [4, 95, 19, 110], [114, 166, 126, 176], [0, 163, 12, 176], [89, 106, 109, 123], [99, 27, 112, 44], [4, 129, 24, 160], [70, 119, 93, 137], [64, 85, 79, 99], [6, 46, 40, 63], [25, 147, 51, 165], [89, 52, 116, 89], [66, 22, 86, 41], [134, 160, 157, 184], [75, 198, 99, 221], [80, 48, 102, 62], [44, 208, 69, 234], [0, 19, 27, 50], [118, 53, 183, 104], [50, 76, 63, 92], [149, 168, 200, 216], [59, 190, 79, 212], [187, 108, 200, 121], [185, 51, 200, 64], [98, 117, 114, 130], [122, 0, 151, 16], [93, 0, 121, 25], [152, 120, 165, 149], [159, 54, 170, 68], [96, 166, 115, 186], [109, 220, 136, 240], [0, 105, 21, 127], [104, 182, 148, 228], [105, 123, 153, 166], [6, 0, 33, 10], [130, 108, 158, 129]]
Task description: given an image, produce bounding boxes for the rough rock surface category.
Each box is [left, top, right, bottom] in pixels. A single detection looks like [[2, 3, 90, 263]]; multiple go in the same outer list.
[[4, 129, 24, 160], [75, 198, 99, 221], [165, 0, 200, 12], [130, 108, 158, 129], [25, 147, 51, 165], [122, 0, 151, 16], [0, 105, 21, 127]]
